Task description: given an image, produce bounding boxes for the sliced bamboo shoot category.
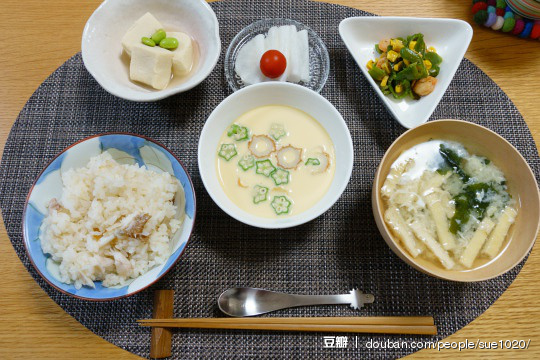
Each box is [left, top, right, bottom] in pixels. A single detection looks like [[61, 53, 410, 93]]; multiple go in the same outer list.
[[459, 217, 495, 268], [409, 221, 455, 270], [482, 207, 517, 259], [384, 207, 423, 258]]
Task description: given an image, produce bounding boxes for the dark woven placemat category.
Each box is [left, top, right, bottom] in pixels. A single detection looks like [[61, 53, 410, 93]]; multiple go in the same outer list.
[[1, 0, 539, 358]]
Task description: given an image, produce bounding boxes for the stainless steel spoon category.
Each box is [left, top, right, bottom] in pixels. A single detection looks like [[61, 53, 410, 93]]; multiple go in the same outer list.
[[218, 288, 375, 317]]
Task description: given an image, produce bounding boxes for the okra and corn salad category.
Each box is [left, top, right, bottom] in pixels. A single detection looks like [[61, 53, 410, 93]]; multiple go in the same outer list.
[[366, 34, 443, 99]]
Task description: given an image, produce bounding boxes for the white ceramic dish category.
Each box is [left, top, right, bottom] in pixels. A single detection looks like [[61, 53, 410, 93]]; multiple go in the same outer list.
[[82, 0, 220, 102], [198, 82, 354, 229], [339, 17, 473, 129]]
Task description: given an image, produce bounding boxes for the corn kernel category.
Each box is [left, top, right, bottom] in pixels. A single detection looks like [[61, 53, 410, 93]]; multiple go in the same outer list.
[[367, 60, 374, 70], [423, 60, 432, 70], [393, 61, 403, 71], [387, 50, 400, 63], [409, 41, 417, 50], [382, 62, 391, 74], [428, 46, 437, 53], [395, 84, 403, 93], [403, 59, 410, 66], [381, 75, 389, 87], [390, 39, 404, 52]]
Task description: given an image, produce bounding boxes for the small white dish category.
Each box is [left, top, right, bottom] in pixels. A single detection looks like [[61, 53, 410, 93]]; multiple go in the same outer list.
[[224, 18, 330, 93], [82, 0, 220, 102], [198, 82, 353, 229], [339, 17, 473, 129]]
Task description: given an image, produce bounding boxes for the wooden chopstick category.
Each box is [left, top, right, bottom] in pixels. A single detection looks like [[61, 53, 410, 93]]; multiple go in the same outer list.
[[138, 317, 437, 335], [139, 316, 434, 326]]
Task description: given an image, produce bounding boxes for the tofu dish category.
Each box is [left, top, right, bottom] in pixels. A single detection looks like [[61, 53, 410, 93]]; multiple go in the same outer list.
[[381, 140, 518, 270], [121, 12, 197, 90]]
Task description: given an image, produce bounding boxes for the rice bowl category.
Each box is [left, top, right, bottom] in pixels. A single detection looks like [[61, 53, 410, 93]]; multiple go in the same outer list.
[[40, 152, 185, 289], [23, 133, 196, 300]]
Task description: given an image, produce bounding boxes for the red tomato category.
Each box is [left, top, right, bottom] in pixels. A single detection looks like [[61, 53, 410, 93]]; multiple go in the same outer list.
[[260, 50, 287, 78]]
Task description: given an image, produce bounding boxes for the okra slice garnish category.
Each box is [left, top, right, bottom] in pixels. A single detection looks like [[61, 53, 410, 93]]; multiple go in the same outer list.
[[255, 159, 276, 177], [218, 144, 237, 161], [271, 168, 289, 186], [305, 158, 320, 166], [269, 123, 286, 140], [238, 154, 255, 171], [252, 185, 269, 204], [227, 124, 249, 141], [271, 195, 292, 215]]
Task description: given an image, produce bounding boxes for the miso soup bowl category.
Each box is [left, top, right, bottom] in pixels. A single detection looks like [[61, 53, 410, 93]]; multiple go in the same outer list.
[[372, 119, 540, 282], [198, 82, 354, 229]]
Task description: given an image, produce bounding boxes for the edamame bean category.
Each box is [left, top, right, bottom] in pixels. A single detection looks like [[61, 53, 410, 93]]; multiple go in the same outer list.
[[151, 29, 166, 44], [159, 37, 179, 50], [141, 37, 156, 47]]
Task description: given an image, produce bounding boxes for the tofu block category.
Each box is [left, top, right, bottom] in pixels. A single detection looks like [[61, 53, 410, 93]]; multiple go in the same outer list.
[[167, 32, 194, 76], [122, 12, 163, 56], [129, 44, 173, 90]]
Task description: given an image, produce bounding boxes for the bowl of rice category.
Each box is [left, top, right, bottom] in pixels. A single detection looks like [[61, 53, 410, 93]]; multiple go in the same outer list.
[[23, 133, 196, 301]]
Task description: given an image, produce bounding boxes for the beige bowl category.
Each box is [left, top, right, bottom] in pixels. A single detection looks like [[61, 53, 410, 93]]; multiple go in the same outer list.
[[372, 119, 540, 281]]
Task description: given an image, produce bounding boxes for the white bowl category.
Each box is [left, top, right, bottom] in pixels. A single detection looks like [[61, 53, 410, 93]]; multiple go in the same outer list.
[[339, 17, 473, 129], [82, 0, 220, 101], [198, 82, 354, 229]]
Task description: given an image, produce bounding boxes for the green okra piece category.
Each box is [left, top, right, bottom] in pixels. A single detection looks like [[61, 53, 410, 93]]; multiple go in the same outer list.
[[218, 144, 237, 161]]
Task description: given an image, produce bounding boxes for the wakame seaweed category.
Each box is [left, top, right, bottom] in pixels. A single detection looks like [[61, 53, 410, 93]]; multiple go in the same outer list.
[[439, 144, 469, 182], [449, 183, 498, 234]]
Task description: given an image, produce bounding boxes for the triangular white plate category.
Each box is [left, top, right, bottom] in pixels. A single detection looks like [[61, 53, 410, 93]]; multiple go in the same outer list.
[[339, 17, 473, 129]]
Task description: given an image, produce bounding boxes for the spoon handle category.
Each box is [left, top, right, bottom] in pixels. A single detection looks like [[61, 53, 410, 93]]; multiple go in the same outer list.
[[288, 293, 352, 307]]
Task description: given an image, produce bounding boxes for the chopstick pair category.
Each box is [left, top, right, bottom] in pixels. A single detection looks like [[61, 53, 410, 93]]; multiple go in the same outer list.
[[138, 316, 437, 335]]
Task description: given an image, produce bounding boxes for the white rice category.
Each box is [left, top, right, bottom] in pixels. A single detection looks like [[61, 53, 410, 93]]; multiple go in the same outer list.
[[40, 152, 184, 289]]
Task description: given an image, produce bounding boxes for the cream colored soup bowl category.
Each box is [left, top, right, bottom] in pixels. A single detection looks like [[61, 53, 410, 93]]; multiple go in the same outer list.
[[198, 82, 353, 229], [372, 120, 540, 281]]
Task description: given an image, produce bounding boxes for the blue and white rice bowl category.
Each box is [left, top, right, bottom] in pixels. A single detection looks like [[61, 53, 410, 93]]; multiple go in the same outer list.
[[23, 133, 196, 301]]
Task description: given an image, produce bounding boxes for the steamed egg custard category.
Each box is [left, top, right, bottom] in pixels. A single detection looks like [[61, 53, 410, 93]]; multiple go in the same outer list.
[[382, 140, 518, 271], [216, 105, 335, 218]]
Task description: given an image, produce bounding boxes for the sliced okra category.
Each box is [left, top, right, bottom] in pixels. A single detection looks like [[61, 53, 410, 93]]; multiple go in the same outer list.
[[305, 158, 321, 166], [255, 159, 276, 177], [271, 195, 292, 215], [227, 124, 250, 141], [269, 123, 286, 141], [218, 144, 237, 161], [271, 168, 289, 186], [238, 154, 255, 171], [252, 185, 269, 204]]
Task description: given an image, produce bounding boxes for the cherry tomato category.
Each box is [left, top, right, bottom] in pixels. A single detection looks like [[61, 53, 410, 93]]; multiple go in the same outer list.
[[260, 50, 287, 78]]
